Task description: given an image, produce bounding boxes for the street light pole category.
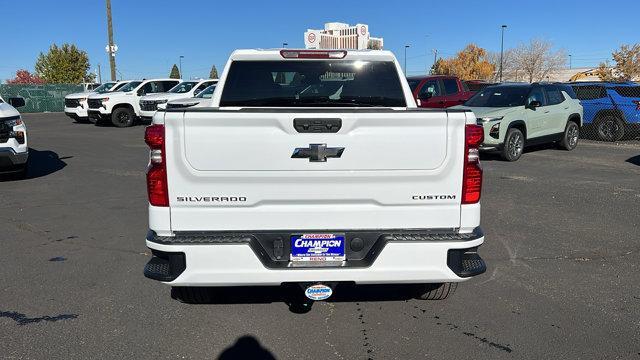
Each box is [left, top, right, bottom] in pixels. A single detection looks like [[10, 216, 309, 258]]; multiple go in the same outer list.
[[179, 55, 184, 79], [404, 45, 410, 76], [283, 42, 288, 48], [499, 25, 507, 82], [569, 54, 572, 69]]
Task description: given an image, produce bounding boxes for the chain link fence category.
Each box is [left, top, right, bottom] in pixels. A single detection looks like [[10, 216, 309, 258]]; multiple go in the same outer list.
[[570, 83, 640, 142], [0, 84, 84, 113]]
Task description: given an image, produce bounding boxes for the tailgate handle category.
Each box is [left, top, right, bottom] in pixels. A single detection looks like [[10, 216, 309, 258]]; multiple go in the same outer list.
[[293, 118, 342, 133]]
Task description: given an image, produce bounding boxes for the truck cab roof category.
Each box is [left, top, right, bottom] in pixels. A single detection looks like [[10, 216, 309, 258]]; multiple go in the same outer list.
[[229, 49, 397, 62]]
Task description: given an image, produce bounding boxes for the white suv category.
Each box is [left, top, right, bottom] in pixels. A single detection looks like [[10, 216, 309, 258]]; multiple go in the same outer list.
[[139, 79, 218, 119], [87, 79, 181, 127], [64, 81, 130, 122], [0, 96, 28, 178]]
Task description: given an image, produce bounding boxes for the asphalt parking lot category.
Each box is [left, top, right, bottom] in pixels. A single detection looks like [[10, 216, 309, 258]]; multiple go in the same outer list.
[[1, 113, 639, 359]]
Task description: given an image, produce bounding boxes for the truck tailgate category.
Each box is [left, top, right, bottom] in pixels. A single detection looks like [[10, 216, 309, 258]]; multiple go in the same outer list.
[[164, 109, 468, 231]]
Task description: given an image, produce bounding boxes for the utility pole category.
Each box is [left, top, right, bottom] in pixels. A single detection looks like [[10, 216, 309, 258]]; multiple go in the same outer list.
[[432, 49, 438, 74], [404, 45, 410, 76], [106, 0, 117, 81], [97, 64, 102, 83], [179, 55, 184, 79], [499, 25, 507, 82], [425, 35, 430, 74]]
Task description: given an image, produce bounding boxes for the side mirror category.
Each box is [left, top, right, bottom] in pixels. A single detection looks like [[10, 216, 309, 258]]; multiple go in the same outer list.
[[137, 89, 145, 96], [527, 100, 541, 109], [8, 97, 26, 108]]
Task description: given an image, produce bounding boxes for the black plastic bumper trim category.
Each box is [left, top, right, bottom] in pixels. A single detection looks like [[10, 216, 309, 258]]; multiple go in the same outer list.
[[146, 228, 483, 270], [143, 249, 186, 282], [447, 247, 487, 278]]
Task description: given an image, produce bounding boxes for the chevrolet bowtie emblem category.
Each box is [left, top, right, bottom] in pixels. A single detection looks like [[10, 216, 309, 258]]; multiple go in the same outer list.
[[291, 143, 345, 162]]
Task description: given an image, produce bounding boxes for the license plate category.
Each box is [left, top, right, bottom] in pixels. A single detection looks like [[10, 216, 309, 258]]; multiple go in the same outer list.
[[290, 233, 345, 262]]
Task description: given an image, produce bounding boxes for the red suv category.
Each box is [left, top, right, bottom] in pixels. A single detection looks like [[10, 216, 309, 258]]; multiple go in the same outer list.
[[407, 75, 476, 108]]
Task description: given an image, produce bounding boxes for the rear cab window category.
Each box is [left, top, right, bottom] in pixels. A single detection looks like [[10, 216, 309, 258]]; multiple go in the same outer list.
[[220, 60, 407, 107]]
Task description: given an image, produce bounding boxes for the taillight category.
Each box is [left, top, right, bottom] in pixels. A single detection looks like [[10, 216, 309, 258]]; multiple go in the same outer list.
[[279, 50, 347, 59], [462, 124, 484, 204], [145, 124, 168, 207]]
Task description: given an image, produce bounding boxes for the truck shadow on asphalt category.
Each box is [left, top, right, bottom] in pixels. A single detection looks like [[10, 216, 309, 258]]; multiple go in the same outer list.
[[217, 335, 277, 360], [92, 118, 152, 128], [626, 155, 640, 166], [480, 143, 559, 162], [171, 284, 420, 314], [0, 148, 69, 182]]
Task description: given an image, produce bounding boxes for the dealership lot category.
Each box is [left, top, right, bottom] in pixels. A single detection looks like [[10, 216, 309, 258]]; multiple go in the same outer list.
[[1, 113, 639, 359]]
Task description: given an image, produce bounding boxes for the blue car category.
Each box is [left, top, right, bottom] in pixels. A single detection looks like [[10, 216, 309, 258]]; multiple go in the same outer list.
[[570, 82, 640, 141]]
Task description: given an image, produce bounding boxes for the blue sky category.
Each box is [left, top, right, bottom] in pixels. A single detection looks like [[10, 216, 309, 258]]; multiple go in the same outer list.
[[2, 0, 639, 81]]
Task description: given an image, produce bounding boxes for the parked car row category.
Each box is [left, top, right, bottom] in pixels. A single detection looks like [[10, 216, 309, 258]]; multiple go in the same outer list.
[[408, 76, 584, 161], [64, 78, 218, 127]]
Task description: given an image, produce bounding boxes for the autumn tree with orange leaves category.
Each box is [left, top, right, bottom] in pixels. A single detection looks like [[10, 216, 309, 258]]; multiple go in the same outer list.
[[431, 44, 495, 80]]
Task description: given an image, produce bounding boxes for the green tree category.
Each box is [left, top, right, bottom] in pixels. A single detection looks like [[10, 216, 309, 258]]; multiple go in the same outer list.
[[34, 43, 92, 84], [169, 64, 181, 79], [209, 65, 219, 79]]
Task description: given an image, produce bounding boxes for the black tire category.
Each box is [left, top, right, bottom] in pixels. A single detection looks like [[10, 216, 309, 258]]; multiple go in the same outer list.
[[111, 107, 135, 128], [558, 121, 580, 151], [415, 282, 458, 300], [501, 127, 524, 161], [88, 116, 104, 125], [595, 116, 625, 142], [171, 287, 213, 304]]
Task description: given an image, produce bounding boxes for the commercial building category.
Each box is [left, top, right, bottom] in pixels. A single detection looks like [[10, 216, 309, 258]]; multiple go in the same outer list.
[[304, 22, 383, 50]]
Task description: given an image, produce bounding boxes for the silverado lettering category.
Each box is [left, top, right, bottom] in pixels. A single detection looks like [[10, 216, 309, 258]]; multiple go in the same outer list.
[[177, 196, 247, 202]]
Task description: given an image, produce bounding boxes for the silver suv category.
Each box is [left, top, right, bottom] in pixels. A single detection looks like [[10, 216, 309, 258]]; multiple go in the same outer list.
[[456, 83, 583, 161]]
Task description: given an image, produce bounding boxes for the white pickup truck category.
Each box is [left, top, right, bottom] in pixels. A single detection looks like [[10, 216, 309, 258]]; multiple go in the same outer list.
[[87, 78, 180, 127], [143, 49, 486, 304], [64, 81, 130, 122], [0, 96, 28, 178], [139, 79, 218, 120]]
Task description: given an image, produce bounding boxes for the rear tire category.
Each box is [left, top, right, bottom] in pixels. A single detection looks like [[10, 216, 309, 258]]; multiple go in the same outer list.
[[558, 121, 580, 151], [111, 107, 135, 128], [501, 127, 524, 161], [171, 286, 213, 304], [595, 116, 625, 142], [415, 282, 458, 300]]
